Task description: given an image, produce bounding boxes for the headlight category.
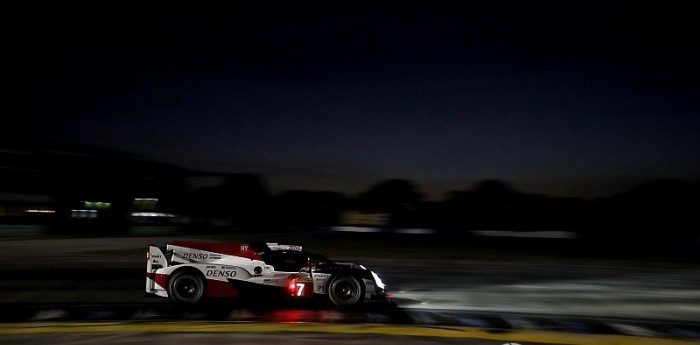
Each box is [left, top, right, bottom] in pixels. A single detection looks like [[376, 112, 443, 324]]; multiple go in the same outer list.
[[371, 271, 386, 290]]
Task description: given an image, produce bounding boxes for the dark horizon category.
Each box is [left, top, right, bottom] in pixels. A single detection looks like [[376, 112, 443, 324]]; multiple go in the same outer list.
[[6, 2, 699, 200], [2, 138, 698, 251], [2, 139, 697, 203]]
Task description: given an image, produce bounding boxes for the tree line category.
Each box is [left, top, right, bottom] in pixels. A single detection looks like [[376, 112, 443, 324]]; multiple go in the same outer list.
[[1, 143, 697, 245]]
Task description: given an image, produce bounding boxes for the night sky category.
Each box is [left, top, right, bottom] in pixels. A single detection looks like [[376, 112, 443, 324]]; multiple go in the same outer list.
[[6, 2, 699, 199]]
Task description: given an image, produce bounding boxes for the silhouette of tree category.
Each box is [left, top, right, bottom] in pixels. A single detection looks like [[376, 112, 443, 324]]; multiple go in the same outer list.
[[597, 179, 699, 243], [357, 179, 424, 227], [473, 179, 516, 201], [444, 179, 590, 232], [275, 190, 347, 231], [358, 179, 423, 211], [221, 173, 271, 230], [471, 179, 518, 229], [188, 173, 271, 231]]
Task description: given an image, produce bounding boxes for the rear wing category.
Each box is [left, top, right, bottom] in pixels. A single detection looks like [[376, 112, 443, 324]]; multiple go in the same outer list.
[[146, 245, 171, 296], [146, 245, 170, 271]]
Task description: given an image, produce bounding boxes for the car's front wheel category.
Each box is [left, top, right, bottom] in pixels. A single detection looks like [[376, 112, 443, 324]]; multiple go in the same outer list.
[[167, 270, 205, 304], [328, 275, 364, 307]]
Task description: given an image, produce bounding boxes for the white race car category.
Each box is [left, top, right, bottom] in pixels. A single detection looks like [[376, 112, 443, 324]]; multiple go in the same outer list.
[[145, 241, 390, 307]]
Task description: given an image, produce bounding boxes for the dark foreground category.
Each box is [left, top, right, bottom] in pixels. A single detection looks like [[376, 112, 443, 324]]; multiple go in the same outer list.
[[1, 319, 699, 345], [1, 303, 700, 340]]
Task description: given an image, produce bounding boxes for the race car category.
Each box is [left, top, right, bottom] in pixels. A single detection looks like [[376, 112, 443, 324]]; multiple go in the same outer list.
[[145, 241, 390, 307]]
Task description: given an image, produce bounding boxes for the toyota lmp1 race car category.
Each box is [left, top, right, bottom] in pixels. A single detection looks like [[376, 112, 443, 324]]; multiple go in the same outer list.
[[145, 241, 391, 308]]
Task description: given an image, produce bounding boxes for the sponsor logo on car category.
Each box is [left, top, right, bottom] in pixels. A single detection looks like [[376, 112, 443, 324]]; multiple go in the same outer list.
[[313, 273, 332, 294], [206, 270, 237, 278]]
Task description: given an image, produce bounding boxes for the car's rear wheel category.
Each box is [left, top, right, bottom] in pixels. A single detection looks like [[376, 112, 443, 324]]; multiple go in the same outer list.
[[168, 270, 205, 304], [328, 275, 364, 307]]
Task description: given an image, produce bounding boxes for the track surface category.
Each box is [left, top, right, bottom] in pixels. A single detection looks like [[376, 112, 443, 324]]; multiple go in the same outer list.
[[2, 237, 699, 320], [2, 322, 699, 345], [1, 236, 699, 343]]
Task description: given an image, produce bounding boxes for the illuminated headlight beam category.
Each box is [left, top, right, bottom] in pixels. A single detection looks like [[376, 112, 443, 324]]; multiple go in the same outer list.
[[371, 271, 386, 290]]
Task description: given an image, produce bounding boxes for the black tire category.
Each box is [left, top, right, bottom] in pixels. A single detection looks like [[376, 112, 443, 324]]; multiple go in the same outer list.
[[167, 270, 206, 304], [328, 275, 364, 307]]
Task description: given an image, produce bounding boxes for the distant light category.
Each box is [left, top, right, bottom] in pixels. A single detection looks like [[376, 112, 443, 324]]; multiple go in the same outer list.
[[130, 212, 175, 218], [82, 201, 111, 209], [134, 198, 159, 202], [24, 209, 56, 214], [470, 230, 578, 239], [133, 198, 159, 211], [395, 228, 436, 235], [331, 226, 381, 233]]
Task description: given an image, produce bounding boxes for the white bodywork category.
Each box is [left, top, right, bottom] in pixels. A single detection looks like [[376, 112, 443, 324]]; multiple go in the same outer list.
[[146, 242, 326, 299], [146, 241, 385, 305]]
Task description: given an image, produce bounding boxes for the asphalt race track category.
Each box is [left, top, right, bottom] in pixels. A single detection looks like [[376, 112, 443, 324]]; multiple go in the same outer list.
[[1, 236, 699, 344]]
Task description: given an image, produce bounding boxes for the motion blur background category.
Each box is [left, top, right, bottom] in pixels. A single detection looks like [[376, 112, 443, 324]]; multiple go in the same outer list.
[[1, 141, 698, 255], [1, 1, 699, 326]]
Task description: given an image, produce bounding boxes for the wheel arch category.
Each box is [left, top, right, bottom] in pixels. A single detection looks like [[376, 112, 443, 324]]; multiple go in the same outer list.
[[327, 272, 366, 307], [166, 266, 208, 304], [168, 265, 207, 284]]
